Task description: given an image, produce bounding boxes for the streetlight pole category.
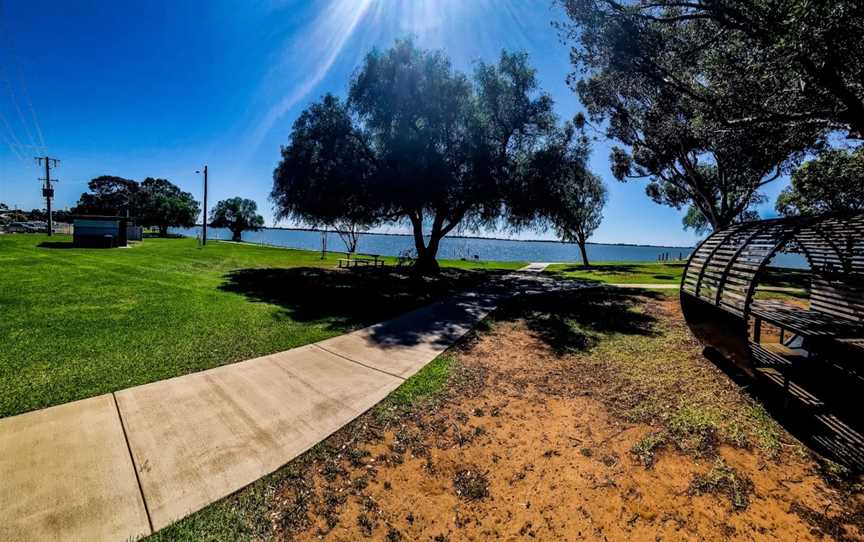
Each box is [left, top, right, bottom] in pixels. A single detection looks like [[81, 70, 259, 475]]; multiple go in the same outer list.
[[196, 165, 208, 246]]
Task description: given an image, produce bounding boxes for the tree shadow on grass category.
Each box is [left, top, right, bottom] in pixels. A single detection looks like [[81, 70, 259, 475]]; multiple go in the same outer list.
[[490, 287, 663, 355], [219, 266, 503, 332], [556, 263, 642, 275], [38, 241, 77, 249], [762, 267, 812, 289]]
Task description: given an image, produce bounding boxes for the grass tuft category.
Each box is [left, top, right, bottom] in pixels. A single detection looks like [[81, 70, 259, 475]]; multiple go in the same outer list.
[[666, 402, 720, 455], [631, 432, 666, 468], [689, 459, 754, 510], [453, 468, 490, 501]]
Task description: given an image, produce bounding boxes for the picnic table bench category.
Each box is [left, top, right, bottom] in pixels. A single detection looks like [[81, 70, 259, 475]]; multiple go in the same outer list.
[[748, 298, 863, 403], [679, 212, 864, 408], [750, 299, 863, 342], [337, 253, 385, 269]]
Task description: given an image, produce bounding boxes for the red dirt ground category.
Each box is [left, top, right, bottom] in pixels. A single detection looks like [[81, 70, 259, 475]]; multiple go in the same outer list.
[[274, 293, 864, 541]]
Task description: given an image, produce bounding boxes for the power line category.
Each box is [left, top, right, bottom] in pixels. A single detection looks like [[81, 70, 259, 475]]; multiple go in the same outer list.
[[0, 107, 26, 161], [11, 57, 44, 150], [1, 69, 38, 151], [0, 127, 23, 161], [0, 0, 46, 156]]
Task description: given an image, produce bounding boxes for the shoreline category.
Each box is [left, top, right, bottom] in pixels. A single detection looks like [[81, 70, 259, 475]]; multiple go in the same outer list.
[[189, 224, 695, 250]]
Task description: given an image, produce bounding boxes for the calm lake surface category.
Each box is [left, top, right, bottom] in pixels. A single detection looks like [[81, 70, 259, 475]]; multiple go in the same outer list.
[[172, 226, 807, 268], [174, 226, 692, 263]]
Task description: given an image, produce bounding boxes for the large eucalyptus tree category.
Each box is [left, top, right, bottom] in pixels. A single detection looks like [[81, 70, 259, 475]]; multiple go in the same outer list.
[[272, 39, 557, 272], [559, 0, 831, 231]]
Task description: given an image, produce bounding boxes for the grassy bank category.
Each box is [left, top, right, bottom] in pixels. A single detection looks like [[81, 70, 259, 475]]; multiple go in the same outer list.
[[546, 261, 812, 294], [0, 234, 519, 418], [545, 261, 686, 284]]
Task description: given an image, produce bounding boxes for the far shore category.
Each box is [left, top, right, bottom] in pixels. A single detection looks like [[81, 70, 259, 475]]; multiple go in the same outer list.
[[186, 224, 695, 250]]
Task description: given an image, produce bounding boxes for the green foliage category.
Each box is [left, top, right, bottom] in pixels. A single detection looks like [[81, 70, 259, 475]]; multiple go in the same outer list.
[[666, 402, 719, 454], [273, 39, 557, 272], [271, 94, 379, 234], [72, 175, 140, 215], [71, 175, 199, 234], [552, 170, 606, 265], [559, 1, 864, 139], [512, 120, 606, 265], [631, 432, 666, 468], [209, 197, 265, 242], [689, 459, 754, 511], [137, 178, 200, 236], [559, 0, 828, 231], [777, 147, 864, 216]]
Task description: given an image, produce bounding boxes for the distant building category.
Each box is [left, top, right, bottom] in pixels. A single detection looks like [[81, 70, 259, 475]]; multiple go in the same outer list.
[[72, 216, 142, 247]]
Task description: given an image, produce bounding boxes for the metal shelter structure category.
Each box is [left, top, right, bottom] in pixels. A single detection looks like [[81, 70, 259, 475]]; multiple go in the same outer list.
[[680, 212, 863, 371], [680, 212, 864, 466]]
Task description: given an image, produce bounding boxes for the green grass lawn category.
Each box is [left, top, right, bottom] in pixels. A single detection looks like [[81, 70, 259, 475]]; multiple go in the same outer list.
[[545, 261, 686, 284], [0, 234, 521, 418], [545, 261, 812, 293]]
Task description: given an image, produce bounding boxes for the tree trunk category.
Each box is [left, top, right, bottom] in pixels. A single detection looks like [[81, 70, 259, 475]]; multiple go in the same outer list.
[[414, 248, 440, 273], [231, 229, 242, 242], [415, 233, 442, 274], [578, 241, 590, 267], [408, 212, 442, 274]]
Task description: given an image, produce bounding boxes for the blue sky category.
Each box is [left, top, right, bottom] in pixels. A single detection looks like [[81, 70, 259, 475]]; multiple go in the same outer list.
[[0, 0, 801, 246]]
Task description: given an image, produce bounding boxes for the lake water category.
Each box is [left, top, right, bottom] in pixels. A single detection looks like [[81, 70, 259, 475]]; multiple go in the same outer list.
[[171, 226, 807, 268], [173, 226, 693, 263]]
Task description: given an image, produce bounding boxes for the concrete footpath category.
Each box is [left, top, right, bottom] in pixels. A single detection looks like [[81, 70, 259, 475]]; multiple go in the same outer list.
[[1, 269, 568, 542], [518, 262, 552, 273]]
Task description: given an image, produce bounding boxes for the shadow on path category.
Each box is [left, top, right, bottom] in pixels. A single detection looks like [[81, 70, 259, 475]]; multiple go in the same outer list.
[[219, 267, 507, 332], [361, 292, 501, 350]]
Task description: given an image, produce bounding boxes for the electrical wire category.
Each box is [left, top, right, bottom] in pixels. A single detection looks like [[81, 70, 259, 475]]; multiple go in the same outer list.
[[0, 0, 46, 158], [1, 68, 38, 151], [0, 107, 26, 161]]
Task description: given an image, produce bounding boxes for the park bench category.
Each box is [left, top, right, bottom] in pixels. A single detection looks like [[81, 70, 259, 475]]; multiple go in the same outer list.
[[337, 253, 385, 269]]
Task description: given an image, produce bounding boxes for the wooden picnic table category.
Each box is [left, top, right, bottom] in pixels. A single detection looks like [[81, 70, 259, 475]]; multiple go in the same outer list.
[[750, 300, 863, 341], [337, 253, 385, 269]]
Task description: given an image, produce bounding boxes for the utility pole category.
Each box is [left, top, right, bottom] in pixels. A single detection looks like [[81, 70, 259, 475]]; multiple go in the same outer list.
[[197, 165, 208, 246], [35, 156, 59, 236], [321, 227, 327, 259]]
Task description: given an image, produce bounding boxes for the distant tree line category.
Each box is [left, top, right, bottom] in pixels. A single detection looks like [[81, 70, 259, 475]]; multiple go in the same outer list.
[[558, 0, 864, 232], [72, 176, 200, 236], [72, 177, 265, 241]]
